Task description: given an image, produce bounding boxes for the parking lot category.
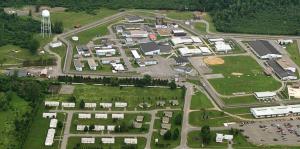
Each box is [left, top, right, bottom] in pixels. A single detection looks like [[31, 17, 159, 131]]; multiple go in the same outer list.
[[240, 118, 300, 146]]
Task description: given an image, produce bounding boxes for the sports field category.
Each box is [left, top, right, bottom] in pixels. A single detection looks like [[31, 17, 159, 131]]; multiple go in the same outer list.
[[207, 56, 281, 95]]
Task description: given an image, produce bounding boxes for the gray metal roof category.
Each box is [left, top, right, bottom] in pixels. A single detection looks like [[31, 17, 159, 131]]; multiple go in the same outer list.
[[140, 42, 160, 53], [158, 44, 172, 53], [267, 59, 295, 79], [174, 56, 188, 63], [249, 40, 281, 57], [76, 45, 89, 52]]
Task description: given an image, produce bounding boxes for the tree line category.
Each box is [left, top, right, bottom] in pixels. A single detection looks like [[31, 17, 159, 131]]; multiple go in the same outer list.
[[57, 75, 177, 88]]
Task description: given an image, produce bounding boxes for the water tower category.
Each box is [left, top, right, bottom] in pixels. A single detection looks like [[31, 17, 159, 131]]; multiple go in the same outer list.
[[41, 9, 51, 38]]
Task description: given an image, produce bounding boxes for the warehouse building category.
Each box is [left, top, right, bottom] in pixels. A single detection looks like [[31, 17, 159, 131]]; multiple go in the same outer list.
[[140, 42, 160, 55], [254, 92, 276, 101], [266, 60, 297, 80], [125, 15, 144, 23], [248, 40, 282, 59], [250, 104, 300, 118]]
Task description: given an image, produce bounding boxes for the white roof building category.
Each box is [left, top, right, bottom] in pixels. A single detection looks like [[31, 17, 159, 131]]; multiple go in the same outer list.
[[107, 125, 115, 131], [43, 113, 57, 118], [215, 133, 233, 143], [50, 41, 63, 48], [209, 38, 224, 42], [171, 37, 193, 45], [100, 103, 113, 108], [178, 47, 202, 56], [124, 138, 138, 144], [78, 113, 92, 119], [190, 36, 202, 43], [131, 50, 141, 59], [112, 113, 124, 119], [101, 138, 115, 144], [45, 128, 56, 146], [62, 102, 75, 108], [84, 103, 97, 108], [115, 102, 128, 108], [215, 41, 232, 52], [199, 47, 212, 55], [45, 101, 59, 107], [77, 125, 88, 131], [111, 63, 125, 71], [96, 49, 116, 56], [94, 125, 105, 131], [49, 119, 58, 128], [81, 138, 95, 144], [254, 92, 276, 101], [95, 113, 108, 119], [251, 104, 300, 118]]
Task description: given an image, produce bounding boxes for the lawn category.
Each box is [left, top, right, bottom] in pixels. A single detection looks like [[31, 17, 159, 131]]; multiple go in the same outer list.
[[151, 110, 182, 149], [202, 13, 217, 33], [166, 11, 194, 20], [70, 113, 151, 134], [47, 8, 118, 30], [190, 91, 214, 110], [67, 137, 146, 149], [285, 41, 300, 67], [194, 22, 207, 33], [23, 107, 66, 149], [208, 56, 281, 95], [222, 95, 259, 105], [46, 84, 184, 110], [189, 110, 240, 127], [187, 130, 227, 148], [50, 44, 67, 68], [75, 23, 111, 44], [0, 93, 31, 148]]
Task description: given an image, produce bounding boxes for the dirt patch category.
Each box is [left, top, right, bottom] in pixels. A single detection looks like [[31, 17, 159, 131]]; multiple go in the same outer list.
[[231, 72, 243, 76], [203, 57, 224, 65], [59, 85, 75, 94]]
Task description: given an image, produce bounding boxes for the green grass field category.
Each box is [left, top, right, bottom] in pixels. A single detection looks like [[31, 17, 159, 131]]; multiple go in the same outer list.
[[208, 56, 281, 95], [75, 23, 110, 44], [67, 137, 146, 149], [188, 130, 227, 148], [70, 113, 151, 134], [194, 22, 207, 33], [46, 84, 184, 110], [24, 107, 66, 149], [222, 95, 259, 105], [166, 11, 194, 20], [151, 110, 182, 149], [190, 91, 214, 110], [189, 110, 240, 127], [49, 8, 118, 30], [285, 41, 300, 67], [0, 93, 31, 148]]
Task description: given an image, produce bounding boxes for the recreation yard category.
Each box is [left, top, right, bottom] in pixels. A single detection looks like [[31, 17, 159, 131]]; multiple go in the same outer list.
[[207, 56, 282, 95], [46, 84, 184, 110]]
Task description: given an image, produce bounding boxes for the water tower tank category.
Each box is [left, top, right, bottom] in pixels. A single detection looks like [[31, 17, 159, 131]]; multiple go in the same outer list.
[[42, 10, 50, 17]]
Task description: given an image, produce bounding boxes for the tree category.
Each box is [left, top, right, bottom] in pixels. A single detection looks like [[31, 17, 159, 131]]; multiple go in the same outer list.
[[35, 5, 40, 12], [57, 121, 63, 129], [89, 124, 95, 131], [163, 130, 172, 140], [119, 122, 128, 132], [0, 92, 9, 111], [68, 96, 76, 103], [28, 10, 32, 17], [0, 58, 7, 67], [52, 21, 64, 34], [79, 100, 85, 109], [84, 126, 89, 132], [200, 125, 211, 145], [169, 80, 177, 90], [26, 39, 40, 54], [174, 113, 182, 125], [172, 128, 180, 140]]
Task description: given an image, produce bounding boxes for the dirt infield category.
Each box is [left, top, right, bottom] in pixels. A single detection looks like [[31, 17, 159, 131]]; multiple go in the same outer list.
[[203, 57, 224, 65]]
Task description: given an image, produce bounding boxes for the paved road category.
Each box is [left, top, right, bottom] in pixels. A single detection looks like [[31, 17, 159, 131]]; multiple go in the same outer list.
[[60, 111, 73, 149]]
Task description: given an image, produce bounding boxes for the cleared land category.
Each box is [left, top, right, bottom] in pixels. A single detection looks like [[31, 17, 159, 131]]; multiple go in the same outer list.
[[285, 41, 300, 67], [49, 8, 118, 29], [46, 84, 184, 110], [190, 91, 214, 110], [189, 110, 240, 127], [67, 137, 146, 149], [207, 56, 281, 95], [166, 11, 194, 20], [0, 93, 31, 148]]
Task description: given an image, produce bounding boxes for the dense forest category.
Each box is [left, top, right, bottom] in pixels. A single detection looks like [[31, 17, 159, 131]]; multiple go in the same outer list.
[[0, 9, 40, 53]]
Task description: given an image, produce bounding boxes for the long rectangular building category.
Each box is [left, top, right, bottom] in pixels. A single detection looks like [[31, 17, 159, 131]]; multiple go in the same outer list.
[[251, 104, 300, 118], [248, 40, 282, 59], [266, 60, 297, 80]]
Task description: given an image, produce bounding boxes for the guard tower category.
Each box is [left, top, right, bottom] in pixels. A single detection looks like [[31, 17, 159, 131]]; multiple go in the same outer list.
[[41, 9, 51, 38]]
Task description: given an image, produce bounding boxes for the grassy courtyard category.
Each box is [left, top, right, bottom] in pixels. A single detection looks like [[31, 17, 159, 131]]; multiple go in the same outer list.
[[285, 41, 300, 67], [190, 91, 214, 110], [189, 110, 240, 127], [67, 137, 146, 149], [46, 84, 184, 110], [208, 56, 281, 95], [49, 8, 118, 30]]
